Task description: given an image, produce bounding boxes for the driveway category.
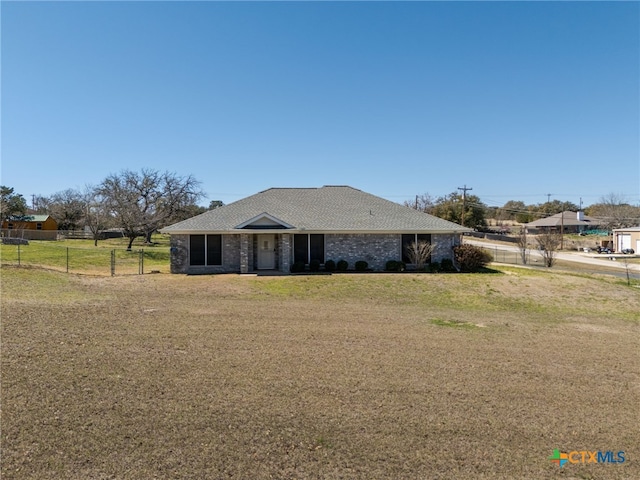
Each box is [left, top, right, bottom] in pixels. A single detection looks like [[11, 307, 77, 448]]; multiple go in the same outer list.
[[463, 237, 640, 273]]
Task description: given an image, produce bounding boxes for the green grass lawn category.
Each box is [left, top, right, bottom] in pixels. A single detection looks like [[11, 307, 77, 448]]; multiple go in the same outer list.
[[0, 235, 171, 275]]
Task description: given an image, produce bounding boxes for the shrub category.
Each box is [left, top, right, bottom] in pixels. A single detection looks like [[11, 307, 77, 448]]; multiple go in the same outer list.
[[336, 259, 349, 271], [355, 260, 368, 271], [429, 261, 441, 273], [440, 258, 456, 273], [404, 241, 436, 270], [324, 259, 336, 272], [453, 244, 493, 272], [309, 259, 321, 272], [385, 260, 406, 272], [290, 261, 306, 273]]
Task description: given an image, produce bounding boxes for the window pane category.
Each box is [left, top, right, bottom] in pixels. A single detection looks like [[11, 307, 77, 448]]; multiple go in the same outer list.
[[417, 234, 432, 263], [294, 234, 308, 264], [190, 235, 206, 266], [309, 234, 324, 263], [207, 235, 222, 266], [402, 234, 414, 264]]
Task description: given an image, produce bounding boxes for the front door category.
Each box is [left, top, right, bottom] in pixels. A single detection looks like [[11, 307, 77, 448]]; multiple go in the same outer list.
[[257, 235, 276, 269]]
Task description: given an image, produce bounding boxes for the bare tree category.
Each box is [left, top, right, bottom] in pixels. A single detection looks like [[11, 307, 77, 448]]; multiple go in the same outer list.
[[45, 189, 86, 230], [536, 231, 561, 267], [586, 193, 640, 231], [404, 193, 435, 213], [98, 169, 204, 250], [517, 228, 529, 265], [620, 256, 633, 286], [82, 186, 112, 246], [405, 241, 437, 270]]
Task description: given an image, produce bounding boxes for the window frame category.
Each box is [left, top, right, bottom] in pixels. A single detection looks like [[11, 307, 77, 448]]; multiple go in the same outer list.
[[293, 233, 325, 264], [190, 234, 223, 266]]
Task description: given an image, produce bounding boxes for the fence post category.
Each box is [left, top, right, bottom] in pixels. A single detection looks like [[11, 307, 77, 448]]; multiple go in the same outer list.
[[139, 249, 144, 275], [66, 247, 69, 273], [111, 249, 116, 276], [18, 243, 21, 267]]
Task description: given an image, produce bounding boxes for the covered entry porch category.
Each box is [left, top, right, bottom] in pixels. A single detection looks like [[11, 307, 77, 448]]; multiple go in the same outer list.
[[240, 232, 293, 274]]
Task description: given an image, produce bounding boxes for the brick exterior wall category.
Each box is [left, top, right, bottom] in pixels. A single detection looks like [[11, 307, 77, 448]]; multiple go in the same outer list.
[[279, 233, 292, 273], [170, 232, 461, 274], [431, 234, 459, 263], [325, 234, 401, 271], [169, 234, 242, 274]]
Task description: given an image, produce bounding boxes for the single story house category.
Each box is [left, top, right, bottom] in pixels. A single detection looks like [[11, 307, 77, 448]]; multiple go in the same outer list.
[[161, 186, 472, 274], [1, 214, 58, 231], [525, 211, 602, 234], [612, 226, 640, 253], [1, 214, 59, 240]]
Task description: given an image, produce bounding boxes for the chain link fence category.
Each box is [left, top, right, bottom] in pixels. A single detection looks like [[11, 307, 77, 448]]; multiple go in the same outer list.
[[478, 245, 541, 266], [0, 242, 169, 276]]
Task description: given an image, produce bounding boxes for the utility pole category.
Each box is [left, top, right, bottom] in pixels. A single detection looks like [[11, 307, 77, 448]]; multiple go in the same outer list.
[[457, 185, 472, 227], [546, 193, 552, 203], [560, 210, 564, 250]]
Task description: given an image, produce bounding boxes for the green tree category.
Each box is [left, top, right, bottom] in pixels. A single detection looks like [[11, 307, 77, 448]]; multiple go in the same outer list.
[[430, 192, 487, 229], [0, 186, 28, 223], [535, 200, 579, 217], [497, 200, 531, 223]]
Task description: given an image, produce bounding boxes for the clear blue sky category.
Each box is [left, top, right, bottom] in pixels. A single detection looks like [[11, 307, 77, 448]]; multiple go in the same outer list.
[[2, 1, 639, 209]]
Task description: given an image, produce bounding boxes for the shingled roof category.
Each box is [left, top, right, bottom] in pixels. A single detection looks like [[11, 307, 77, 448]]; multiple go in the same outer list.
[[162, 186, 470, 234], [525, 211, 601, 228]]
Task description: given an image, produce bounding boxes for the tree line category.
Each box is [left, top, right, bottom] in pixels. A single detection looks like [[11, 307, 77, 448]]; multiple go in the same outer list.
[[1, 169, 223, 249], [405, 191, 639, 231]]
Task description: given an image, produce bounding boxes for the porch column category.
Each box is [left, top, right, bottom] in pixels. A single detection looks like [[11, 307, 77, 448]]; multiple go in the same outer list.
[[280, 233, 291, 273], [240, 233, 249, 274]]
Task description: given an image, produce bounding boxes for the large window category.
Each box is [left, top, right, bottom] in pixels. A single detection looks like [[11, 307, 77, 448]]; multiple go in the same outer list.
[[402, 234, 432, 264], [190, 234, 222, 266], [294, 234, 324, 264]]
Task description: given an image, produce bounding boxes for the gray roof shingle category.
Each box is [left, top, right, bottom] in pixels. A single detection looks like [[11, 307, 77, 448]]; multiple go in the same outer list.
[[162, 186, 471, 234], [525, 211, 601, 228]]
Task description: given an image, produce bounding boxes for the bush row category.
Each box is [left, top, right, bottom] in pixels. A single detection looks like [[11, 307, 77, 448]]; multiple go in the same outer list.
[[289, 245, 491, 273], [289, 259, 366, 273]]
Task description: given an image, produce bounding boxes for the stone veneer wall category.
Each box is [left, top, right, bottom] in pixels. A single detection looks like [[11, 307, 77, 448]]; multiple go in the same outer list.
[[325, 234, 401, 271]]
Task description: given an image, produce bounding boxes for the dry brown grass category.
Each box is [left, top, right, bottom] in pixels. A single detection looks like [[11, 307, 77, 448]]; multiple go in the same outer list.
[[1, 267, 639, 479]]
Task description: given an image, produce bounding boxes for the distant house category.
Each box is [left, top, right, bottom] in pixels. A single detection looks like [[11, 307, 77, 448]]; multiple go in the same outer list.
[[612, 227, 640, 253], [1, 215, 59, 240], [1, 214, 58, 231], [161, 186, 472, 274], [525, 211, 602, 234]]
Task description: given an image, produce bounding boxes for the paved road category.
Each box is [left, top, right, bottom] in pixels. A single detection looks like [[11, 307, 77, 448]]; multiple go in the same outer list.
[[463, 237, 640, 273]]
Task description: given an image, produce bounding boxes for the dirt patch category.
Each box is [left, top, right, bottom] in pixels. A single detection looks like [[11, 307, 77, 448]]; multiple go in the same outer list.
[[2, 269, 638, 479]]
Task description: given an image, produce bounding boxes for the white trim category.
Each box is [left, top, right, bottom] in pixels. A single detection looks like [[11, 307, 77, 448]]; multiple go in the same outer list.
[[234, 212, 295, 230], [164, 229, 469, 235]]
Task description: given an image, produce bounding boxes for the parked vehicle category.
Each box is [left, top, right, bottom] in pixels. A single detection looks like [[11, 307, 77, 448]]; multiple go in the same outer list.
[[597, 246, 613, 254], [621, 248, 635, 254]]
